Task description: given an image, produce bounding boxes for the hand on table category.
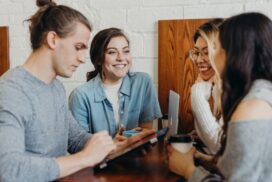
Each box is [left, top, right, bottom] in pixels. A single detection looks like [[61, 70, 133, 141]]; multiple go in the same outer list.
[[113, 127, 156, 153]]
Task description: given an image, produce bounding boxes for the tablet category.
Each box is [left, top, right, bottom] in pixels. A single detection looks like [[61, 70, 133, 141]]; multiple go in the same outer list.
[[94, 127, 168, 171]]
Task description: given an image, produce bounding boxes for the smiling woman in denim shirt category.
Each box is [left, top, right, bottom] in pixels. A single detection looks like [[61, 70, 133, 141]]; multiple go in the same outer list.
[[69, 28, 162, 138]]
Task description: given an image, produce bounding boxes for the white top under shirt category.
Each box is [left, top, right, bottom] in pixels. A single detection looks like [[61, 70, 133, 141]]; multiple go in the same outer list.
[[103, 80, 123, 127]]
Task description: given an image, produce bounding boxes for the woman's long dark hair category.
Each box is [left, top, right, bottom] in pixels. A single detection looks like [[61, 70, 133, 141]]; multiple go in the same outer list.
[[218, 12, 272, 155], [87, 28, 129, 81]]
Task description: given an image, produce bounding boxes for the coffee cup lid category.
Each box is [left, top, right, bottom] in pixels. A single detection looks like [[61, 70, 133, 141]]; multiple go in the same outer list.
[[168, 134, 192, 143]]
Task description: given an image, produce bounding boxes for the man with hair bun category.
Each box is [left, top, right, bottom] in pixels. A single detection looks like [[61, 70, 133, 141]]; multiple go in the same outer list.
[[0, 0, 116, 181]]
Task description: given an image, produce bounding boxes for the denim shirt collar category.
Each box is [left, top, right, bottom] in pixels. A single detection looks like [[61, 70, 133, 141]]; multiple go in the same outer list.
[[119, 74, 131, 97], [92, 72, 135, 102], [93, 75, 106, 102]]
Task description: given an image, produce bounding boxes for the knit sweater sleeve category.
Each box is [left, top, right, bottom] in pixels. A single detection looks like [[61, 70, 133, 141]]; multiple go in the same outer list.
[[0, 84, 59, 182], [67, 110, 91, 154], [190, 82, 222, 154]]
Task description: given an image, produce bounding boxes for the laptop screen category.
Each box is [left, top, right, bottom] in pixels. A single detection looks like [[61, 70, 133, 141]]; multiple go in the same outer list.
[[167, 90, 180, 137]]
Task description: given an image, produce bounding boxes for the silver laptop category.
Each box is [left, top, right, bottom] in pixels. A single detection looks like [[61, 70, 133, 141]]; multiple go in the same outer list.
[[166, 90, 180, 137]]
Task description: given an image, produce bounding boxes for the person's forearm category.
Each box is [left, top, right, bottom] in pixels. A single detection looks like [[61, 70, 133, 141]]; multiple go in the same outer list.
[[139, 122, 153, 129], [56, 151, 93, 178], [185, 165, 196, 180]]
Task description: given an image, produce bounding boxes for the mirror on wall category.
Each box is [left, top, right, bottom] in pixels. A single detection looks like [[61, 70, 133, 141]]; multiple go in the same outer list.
[[158, 19, 208, 133], [0, 26, 10, 76]]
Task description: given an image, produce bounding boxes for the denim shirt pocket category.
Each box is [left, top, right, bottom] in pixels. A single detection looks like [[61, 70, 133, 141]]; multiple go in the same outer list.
[[124, 107, 141, 129]]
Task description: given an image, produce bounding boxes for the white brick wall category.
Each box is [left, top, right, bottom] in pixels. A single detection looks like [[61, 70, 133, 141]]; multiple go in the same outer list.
[[184, 3, 244, 18], [1, 0, 272, 98]]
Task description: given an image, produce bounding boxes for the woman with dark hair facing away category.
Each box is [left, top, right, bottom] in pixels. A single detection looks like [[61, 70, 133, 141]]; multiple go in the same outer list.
[[189, 19, 224, 154], [69, 28, 162, 139], [0, 0, 116, 181], [168, 12, 272, 181]]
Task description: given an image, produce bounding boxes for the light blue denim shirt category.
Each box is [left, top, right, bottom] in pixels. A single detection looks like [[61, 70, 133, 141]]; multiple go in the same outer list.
[[69, 72, 162, 136]]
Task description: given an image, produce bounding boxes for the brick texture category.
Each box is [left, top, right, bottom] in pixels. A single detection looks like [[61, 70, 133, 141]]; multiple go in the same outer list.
[[0, 0, 271, 97]]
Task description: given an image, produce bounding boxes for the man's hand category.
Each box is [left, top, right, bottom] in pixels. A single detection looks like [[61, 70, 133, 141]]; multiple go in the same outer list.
[[80, 131, 116, 167], [56, 131, 116, 178]]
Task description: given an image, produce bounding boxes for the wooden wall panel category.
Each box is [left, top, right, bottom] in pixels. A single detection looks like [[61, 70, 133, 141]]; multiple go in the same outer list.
[[158, 19, 208, 133], [0, 26, 9, 76]]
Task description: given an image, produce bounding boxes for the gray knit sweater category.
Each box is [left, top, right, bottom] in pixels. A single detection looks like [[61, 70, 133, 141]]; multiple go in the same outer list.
[[0, 67, 90, 182], [189, 79, 272, 182]]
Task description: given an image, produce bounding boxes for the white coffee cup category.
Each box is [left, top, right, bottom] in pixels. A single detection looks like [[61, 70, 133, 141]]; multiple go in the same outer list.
[[168, 135, 193, 153]]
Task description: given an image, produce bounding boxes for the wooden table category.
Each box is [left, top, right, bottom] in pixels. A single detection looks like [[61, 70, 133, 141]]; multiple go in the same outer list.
[[58, 140, 181, 182]]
